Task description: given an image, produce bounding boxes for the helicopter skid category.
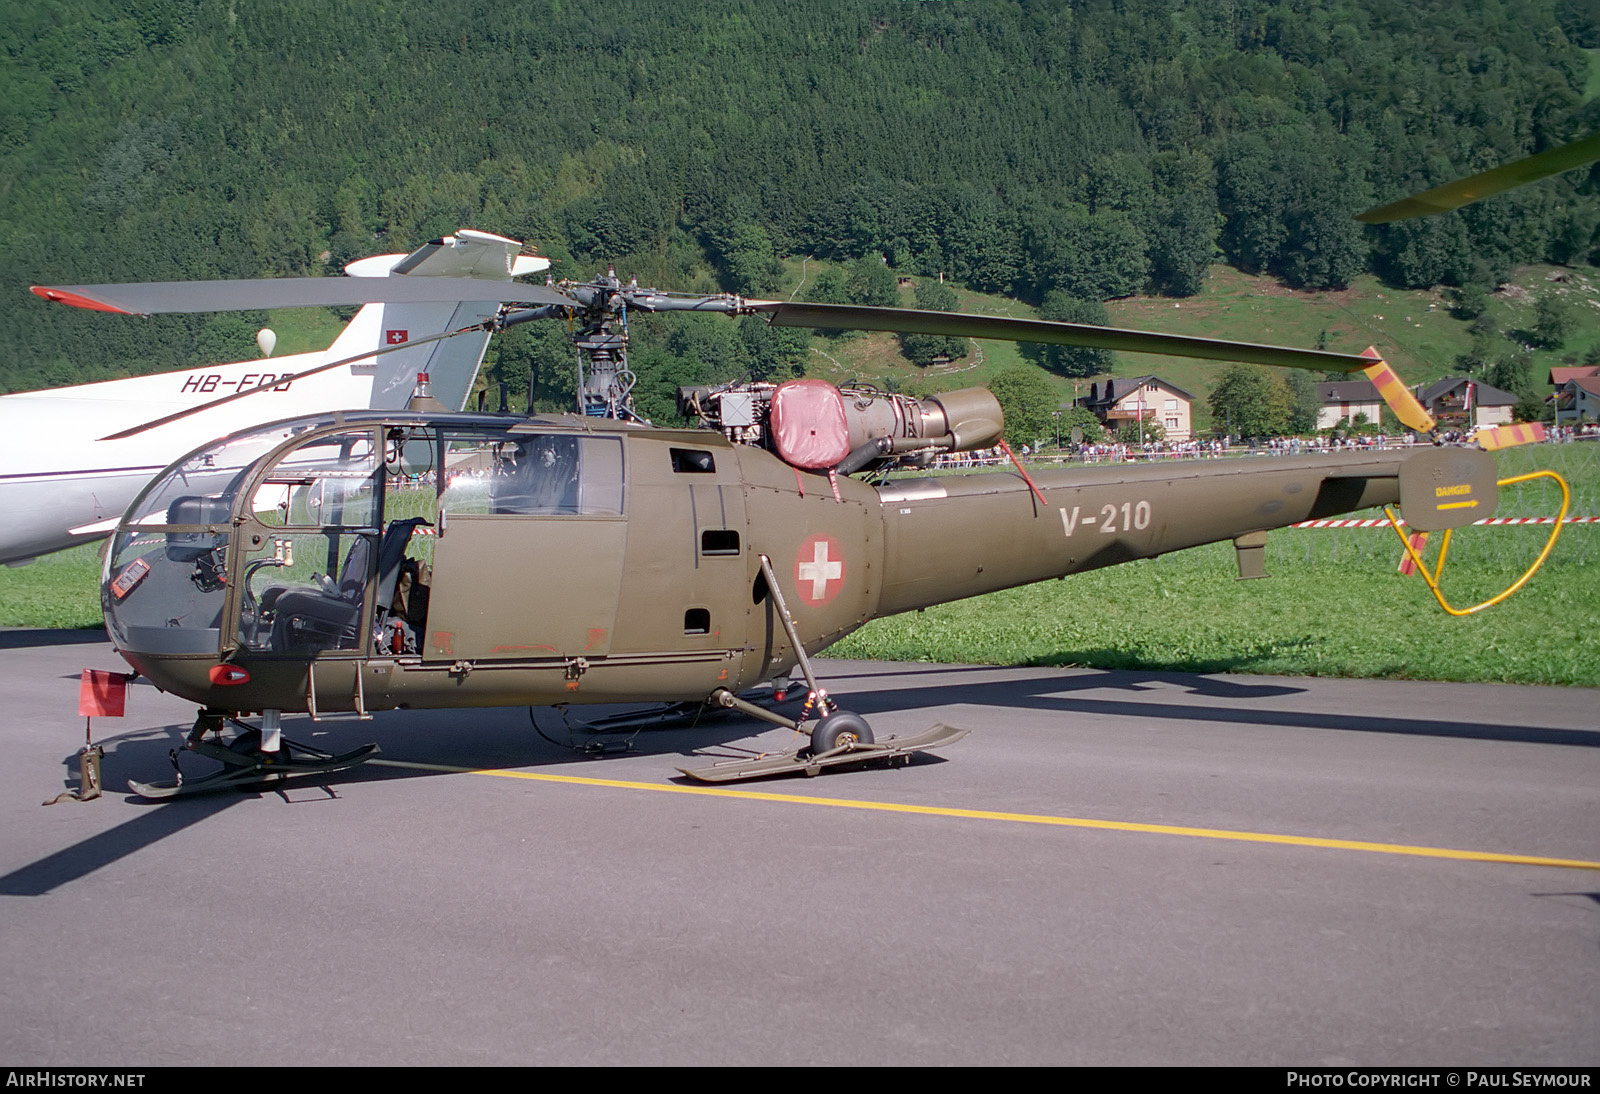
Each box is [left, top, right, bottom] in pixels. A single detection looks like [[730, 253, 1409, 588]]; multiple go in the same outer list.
[[128, 737, 381, 800], [678, 723, 969, 784]]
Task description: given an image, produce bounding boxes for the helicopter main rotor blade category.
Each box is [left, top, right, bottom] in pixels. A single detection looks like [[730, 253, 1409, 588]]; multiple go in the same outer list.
[[1356, 133, 1600, 223], [33, 276, 573, 315], [753, 301, 1377, 372], [98, 324, 485, 441]]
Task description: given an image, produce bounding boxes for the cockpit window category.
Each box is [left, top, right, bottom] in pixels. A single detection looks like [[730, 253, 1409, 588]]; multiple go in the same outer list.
[[232, 429, 383, 654], [103, 428, 298, 655], [106, 425, 383, 657], [104, 494, 234, 655], [254, 429, 381, 530], [122, 428, 297, 532]]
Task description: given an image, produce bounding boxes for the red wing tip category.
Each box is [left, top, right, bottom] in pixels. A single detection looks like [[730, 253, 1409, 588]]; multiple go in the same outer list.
[[1360, 346, 1384, 360], [30, 286, 133, 314]]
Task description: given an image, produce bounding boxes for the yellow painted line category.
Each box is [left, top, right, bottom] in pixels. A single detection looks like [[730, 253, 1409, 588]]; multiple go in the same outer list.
[[1437, 500, 1479, 510], [367, 758, 1600, 872]]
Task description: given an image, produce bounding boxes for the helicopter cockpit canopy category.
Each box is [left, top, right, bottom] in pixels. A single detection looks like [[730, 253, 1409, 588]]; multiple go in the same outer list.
[[104, 423, 307, 655], [104, 413, 625, 664]]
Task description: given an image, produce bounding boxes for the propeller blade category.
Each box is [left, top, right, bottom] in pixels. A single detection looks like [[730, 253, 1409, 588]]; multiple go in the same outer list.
[[1359, 351, 1437, 433], [98, 325, 483, 441], [33, 276, 573, 315], [754, 301, 1377, 372], [1356, 133, 1600, 223]]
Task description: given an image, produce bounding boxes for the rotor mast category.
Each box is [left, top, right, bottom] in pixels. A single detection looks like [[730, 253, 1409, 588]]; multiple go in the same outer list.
[[500, 265, 750, 420]]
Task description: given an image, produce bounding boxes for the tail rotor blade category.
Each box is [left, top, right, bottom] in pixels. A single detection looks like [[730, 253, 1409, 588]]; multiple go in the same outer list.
[[1475, 423, 1547, 451], [1358, 350, 1436, 433]]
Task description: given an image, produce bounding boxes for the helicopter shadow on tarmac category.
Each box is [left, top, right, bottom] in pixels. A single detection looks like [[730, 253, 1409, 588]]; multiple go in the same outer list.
[[809, 660, 1600, 749], [11, 700, 781, 897], [1, 792, 242, 897]]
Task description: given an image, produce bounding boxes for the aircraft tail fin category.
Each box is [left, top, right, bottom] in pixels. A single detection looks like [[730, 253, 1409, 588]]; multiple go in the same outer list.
[[327, 230, 551, 412]]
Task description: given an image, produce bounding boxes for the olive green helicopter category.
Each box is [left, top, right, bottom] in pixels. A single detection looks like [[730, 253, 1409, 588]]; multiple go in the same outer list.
[[34, 243, 1566, 797]]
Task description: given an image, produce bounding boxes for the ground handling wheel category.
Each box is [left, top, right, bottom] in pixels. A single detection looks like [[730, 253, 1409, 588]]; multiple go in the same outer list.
[[809, 710, 874, 756]]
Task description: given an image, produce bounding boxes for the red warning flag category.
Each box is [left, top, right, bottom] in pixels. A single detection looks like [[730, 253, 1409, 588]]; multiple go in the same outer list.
[[78, 669, 127, 718]]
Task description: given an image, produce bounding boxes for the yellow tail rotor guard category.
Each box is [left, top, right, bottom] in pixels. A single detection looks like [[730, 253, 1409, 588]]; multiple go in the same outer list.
[[1386, 470, 1570, 616]]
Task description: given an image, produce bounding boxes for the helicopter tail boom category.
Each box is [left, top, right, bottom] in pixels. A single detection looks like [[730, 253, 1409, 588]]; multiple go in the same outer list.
[[872, 447, 1495, 617]]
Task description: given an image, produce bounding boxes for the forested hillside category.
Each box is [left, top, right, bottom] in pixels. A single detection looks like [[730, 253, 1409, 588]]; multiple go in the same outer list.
[[3, 0, 1598, 397]]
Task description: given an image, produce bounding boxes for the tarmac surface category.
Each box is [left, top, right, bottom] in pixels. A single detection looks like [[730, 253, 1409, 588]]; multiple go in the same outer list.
[[2, 629, 1596, 1066]]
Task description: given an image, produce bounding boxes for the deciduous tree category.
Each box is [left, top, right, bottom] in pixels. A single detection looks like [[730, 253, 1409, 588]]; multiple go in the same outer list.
[[1208, 364, 1292, 439], [989, 367, 1060, 449]]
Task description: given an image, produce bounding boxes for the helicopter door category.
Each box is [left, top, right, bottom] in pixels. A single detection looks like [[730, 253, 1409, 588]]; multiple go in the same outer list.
[[606, 438, 749, 666], [232, 427, 384, 659], [420, 432, 626, 661]]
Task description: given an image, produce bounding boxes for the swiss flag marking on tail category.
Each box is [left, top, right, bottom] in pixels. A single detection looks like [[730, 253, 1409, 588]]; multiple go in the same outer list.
[[386, 329, 409, 345]]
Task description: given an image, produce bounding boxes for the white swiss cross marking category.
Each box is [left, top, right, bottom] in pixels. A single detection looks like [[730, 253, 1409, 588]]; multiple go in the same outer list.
[[795, 534, 845, 606], [386, 329, 409, 345]]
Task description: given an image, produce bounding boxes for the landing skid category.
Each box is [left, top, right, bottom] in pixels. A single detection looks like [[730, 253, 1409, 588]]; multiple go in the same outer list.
[[129, 719, 380, 800], [678, 723, 969, 784]]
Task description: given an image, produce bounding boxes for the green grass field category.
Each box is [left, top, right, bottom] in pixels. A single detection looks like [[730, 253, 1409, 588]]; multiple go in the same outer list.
[[264, 307, 350, 356]]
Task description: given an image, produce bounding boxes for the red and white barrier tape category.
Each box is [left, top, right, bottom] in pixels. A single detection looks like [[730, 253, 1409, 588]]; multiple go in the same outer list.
[[1292, 516, 1600, 528]]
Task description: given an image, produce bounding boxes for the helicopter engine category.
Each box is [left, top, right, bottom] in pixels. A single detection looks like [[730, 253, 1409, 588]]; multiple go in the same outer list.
[[678, 380, 1003, 474]]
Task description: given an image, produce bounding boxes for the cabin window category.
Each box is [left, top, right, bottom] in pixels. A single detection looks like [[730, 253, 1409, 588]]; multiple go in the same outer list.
[[671, 448, 715, 473], [421, 431, 623, 517], [489, 434, 623, 515], [701, 529, 740, 556]]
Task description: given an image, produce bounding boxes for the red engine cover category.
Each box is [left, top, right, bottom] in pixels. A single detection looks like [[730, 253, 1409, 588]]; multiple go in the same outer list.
[[770, 380, 850, 469]]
